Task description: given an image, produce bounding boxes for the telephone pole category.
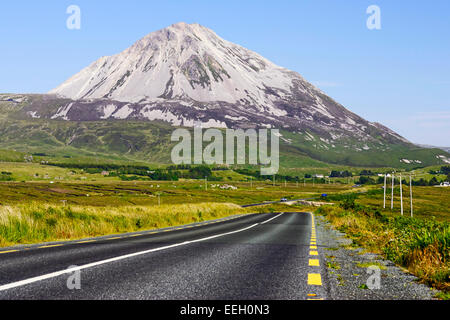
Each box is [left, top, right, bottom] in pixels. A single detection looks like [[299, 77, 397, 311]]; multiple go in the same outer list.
[[400, 174, 403, 216], [383, 174, 387, 209], [410, 174, 413, 218], [391, 173, 394, 210]]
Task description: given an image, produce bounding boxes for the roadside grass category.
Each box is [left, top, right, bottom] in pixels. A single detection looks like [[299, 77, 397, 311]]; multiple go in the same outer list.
[[0, 202, 256, 247], [316, 199, 449, 293], [0, 198, 300, 248]]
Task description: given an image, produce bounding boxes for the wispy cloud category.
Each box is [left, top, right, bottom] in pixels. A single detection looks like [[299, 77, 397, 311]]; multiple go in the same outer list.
[[383, 110, 450, 146]]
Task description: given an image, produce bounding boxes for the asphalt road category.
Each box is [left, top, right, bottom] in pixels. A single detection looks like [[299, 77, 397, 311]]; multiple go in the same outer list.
[[240, 198, 316, 207], [0, 212, 327, 300]]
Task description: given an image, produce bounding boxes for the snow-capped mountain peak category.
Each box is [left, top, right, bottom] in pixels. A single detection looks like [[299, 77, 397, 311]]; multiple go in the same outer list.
[[46, 23, 409, 145], [50, 22, 291, 109]]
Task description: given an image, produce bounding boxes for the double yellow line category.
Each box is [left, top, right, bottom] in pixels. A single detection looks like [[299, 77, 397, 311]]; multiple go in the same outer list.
[[307, 213, 323, 300]]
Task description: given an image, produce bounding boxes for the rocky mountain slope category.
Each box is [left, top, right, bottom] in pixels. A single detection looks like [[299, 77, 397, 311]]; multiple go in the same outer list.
[[46, 23, 406, 145]]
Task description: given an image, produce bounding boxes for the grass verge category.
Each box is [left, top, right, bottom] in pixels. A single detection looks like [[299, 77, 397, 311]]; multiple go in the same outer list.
[[0, 202, 257, 248], [315, 198, 449, 294]]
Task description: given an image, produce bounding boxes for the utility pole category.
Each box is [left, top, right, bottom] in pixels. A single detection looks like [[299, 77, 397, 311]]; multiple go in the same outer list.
[[391, 173, 394, 210], [383, 174, 387, 209], [250, 177, 253, 189], [410, 174, 413, 218], [400, 174, 403, 216], [304, 178, 306, 187], [273, 175, 275, 187], [285, 179, 287, 188], [205, 176, 208, 191]]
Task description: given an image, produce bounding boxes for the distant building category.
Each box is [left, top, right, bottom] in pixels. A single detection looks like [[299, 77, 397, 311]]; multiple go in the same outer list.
[[101, 171, 110, 176]]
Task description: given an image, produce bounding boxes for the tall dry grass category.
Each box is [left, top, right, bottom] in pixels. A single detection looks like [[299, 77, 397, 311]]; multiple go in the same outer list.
[[0, 202, 252, 247], [317, 201, 449, 293]]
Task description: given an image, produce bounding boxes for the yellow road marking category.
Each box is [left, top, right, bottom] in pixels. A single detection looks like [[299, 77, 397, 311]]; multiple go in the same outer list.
[[39, 244, 64, 249], [127, 234, 142, 238], [107, 237, 122, 240], [307, 293, 316, 297], [0, 250, 18, 254], [308, 273, 322, 286], [307, 298, 324, 300], [309, 259, 320, 266], [310, 250, 318, 256], [310, 245, 317, 250], [77, 240, 96, 244]]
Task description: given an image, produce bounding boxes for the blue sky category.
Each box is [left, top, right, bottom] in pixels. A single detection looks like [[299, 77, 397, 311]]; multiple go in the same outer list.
[[1, 0, 449, 146]]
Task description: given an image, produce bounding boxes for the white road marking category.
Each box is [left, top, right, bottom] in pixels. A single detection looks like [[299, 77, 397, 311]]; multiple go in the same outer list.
[[260, 212, 284, 224], [0, 214, 278, 292]]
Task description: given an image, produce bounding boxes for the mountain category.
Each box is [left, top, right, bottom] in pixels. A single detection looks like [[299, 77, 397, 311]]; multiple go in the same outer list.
[[46, 23, 405, 140], [1, 23, 449, 168], [416, 144, 450, 154]]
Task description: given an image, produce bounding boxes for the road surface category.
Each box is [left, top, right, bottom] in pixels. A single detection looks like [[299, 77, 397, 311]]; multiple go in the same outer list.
[[0, 212, 326, 300]]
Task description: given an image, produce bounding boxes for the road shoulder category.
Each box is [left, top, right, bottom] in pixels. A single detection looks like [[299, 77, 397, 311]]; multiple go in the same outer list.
[[315, 214, 440, 300]]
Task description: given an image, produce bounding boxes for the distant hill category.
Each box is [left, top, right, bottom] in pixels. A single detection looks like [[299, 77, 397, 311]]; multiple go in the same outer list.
[[416, 144, 450, 154]]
